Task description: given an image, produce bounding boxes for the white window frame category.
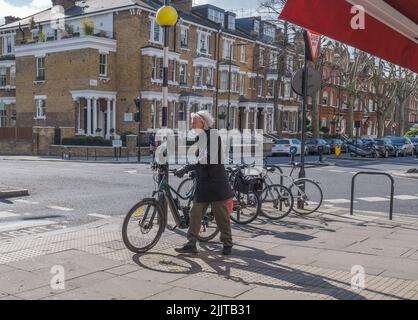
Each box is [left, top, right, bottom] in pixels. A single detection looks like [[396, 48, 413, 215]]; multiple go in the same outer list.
[[194, 66, 203, 87], [35, 96, 46, 120], [231, 72, 238, 92], [259, 47, 265, 66], [220, 71, 228, 91], [180, 26, 188, 48], [179, 63, 187, 85], [0, 67, 6, 87], [205, 67, 214, 86], [99, 53, 108, 77], [197, 31, 210, 55], [239, 74, 245, 95], [258, 78, 263, 97], [10, 65, 16, 85], [270, 51, 278, 68], [240, 46, 246, 63], [150, 17, 163, 44], [36, 56, 45, 81], [223, 39, 234, 60]]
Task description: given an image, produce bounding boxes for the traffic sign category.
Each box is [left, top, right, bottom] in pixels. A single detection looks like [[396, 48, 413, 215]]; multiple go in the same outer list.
[[306, 30, 321, 62], [290, 146, 298, 155], [291, 67, 322, 97]]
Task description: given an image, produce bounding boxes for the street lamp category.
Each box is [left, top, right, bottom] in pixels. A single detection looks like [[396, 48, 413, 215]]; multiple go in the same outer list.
[[156, 1, 178, 215], [156, 1, 178, 128]]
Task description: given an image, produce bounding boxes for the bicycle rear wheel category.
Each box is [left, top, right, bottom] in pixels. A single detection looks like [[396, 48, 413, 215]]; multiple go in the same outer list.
[[261, 184, 294, 220], [122, 198, 165, 253], [198, 206, 219, 242], [230, 190, 260, 224], [290, 179, 323, 215]]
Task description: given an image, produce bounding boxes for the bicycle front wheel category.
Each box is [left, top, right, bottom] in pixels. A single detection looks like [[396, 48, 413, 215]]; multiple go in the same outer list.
[[230, 190, 261, 224], [122, 198, 165, 253], [290, 179, 323, 215], [261, 184, 294, 220]]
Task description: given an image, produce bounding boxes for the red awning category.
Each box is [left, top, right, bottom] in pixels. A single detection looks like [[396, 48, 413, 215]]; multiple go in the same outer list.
[[279, 0, 418, 73]]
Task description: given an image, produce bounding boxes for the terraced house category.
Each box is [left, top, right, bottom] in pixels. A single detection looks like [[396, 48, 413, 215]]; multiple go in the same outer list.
[[0, 0, 302, 155]]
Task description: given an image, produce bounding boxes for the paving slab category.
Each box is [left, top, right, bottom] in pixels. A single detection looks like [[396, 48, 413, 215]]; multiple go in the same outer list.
[[44, 276, 172, 300], [235, 286, 320, 300], [145, 286, 232, 300]]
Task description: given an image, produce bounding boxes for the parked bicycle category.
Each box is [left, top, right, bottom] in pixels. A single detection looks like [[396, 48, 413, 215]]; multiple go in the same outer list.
[[261, 162, 323, 216], [122, 162, 219, 253]]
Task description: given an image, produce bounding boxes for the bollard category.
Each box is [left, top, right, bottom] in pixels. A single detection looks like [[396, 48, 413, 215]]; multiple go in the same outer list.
[[318, 146, 324, 163]]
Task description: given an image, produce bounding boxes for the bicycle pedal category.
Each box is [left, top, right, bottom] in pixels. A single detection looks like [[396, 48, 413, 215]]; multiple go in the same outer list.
[[167, 224, 177, 231]]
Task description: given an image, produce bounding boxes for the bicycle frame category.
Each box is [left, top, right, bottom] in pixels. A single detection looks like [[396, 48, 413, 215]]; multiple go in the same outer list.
[[155, 174, 195, 228]]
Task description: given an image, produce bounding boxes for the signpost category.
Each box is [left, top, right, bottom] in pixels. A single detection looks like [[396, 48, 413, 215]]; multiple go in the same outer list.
[[291, 29, 322, 209], [112, 139, 122, 160]]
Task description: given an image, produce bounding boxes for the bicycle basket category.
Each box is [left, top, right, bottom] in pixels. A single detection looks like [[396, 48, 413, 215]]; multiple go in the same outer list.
[[234, 174, 260, 194]]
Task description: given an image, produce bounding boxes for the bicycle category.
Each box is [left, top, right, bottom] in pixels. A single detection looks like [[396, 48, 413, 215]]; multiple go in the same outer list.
[[226, 164, 262, 225], [122, 162, 219, 253], [261, 162, 323, 216]]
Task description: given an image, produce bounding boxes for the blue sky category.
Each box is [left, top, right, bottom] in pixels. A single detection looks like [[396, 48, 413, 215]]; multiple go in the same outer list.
[[0, 0, 262, 25]]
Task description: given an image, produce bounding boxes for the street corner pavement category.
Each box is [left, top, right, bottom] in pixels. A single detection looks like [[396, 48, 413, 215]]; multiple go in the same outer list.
[[0, 186, 29, 199], [389, 170, 418, 180], [1, 208, 418, 300]]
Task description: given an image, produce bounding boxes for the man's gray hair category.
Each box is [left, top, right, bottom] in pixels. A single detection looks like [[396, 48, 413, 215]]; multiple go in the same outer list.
[[191, 110, 215, 130]]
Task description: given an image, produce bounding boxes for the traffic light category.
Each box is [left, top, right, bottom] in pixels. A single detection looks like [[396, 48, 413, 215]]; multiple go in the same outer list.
[[134, 112, 141, 122], [134, 98, 141, 110]]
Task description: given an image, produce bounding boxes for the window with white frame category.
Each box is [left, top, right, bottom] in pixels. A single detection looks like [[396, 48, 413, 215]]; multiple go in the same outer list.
[[250, 77, 256, 90], [254, 20, 260, 33], [240, 46, 246, 63], [0, 102, 6, 128], [239, 74, 245, 95], [194, 66, 203, 87], [180, 26, 188, 48], [10, 65, 15, 86], [231, 72, 238, 92], [35, 97, 46, 119], [321, 118, 327, 128], [99, 53, 108, 77], [259, 47, 264, 66], [267, 80, 275, 97], [286, 55, 293, 73], [170, 60, 176, 82], [2, 35, 14, 55], [263, 25, 275, 38], [0, 68, 6, 87], [36, 57, 45, 81], [270, 51, 278, 68], [223, 39, 233, 60], [322, 91, 329, 105], [205, 67, 214, 86], [258, 78, 263, 96], [220, 71, 228, 91], [150, 17, 163, 44], [197, 31, 209, 54], [208, 9, 224, 26], [284, 82, 291, 98], [179, 63, 187, 85]]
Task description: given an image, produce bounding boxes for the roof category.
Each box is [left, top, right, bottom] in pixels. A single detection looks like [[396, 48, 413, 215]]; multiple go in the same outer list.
[[0, 0, 154, 30]]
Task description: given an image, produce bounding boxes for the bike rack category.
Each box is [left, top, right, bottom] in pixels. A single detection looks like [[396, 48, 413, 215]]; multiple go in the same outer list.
[[350, 171, 395, 220]]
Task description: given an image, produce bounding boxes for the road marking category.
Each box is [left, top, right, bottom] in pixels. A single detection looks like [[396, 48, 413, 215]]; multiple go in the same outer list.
[[47, 206, 74, 212], [124, 170, 153, 176], [393, 195, 418, 200], [357, 197, 390, 202], [327, 169, 346, 173], [88, 213, 111, 219], [0, 220, 57, 232], [0, 211, 20, 219], [15, 199, 39, 205], [324, 199, 354, 204], [349, 172, 358, 174]]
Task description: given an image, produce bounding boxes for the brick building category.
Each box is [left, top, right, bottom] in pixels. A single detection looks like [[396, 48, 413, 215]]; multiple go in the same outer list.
[[0, 0, 303, 149]]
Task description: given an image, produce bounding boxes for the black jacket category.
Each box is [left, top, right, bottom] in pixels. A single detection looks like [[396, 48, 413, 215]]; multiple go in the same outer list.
[[182, 129, 232, 203]]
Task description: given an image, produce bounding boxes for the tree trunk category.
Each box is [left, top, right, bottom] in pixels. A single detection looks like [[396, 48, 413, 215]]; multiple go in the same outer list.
[[311, 92, 320, 138], [347, 94, 355, 138], [398, 99, 406, 136], [377, 111, 385, 138]]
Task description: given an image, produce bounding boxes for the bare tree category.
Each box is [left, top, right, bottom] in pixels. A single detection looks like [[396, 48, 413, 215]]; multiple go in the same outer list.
[[394, 68, 418, 136]]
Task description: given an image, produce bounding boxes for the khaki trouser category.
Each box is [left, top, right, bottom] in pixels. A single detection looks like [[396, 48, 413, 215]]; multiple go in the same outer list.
[[187, 200, 233, 247]]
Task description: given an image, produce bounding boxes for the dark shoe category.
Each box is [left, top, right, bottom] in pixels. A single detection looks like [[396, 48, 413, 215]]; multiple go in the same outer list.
[[175, 243, 198, 254], [222, 246, 233, 256]]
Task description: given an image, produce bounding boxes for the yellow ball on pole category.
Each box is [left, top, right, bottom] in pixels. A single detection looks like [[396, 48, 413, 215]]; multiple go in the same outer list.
[[156, 5, 178, 27]]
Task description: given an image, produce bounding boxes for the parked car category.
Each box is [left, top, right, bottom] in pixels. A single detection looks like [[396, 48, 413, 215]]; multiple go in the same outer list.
[[410, 137, 418, 155], [271, 139, 304, 156], [387, 137, 415, 156], [326, 139, 344, 153], [374, 139, 399, 158], [305, 138, 331, 155]]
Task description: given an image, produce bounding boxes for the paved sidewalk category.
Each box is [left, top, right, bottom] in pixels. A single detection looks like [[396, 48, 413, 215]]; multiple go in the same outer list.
[[0, 186, 29, 199], [1, 207, 418, 300]]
